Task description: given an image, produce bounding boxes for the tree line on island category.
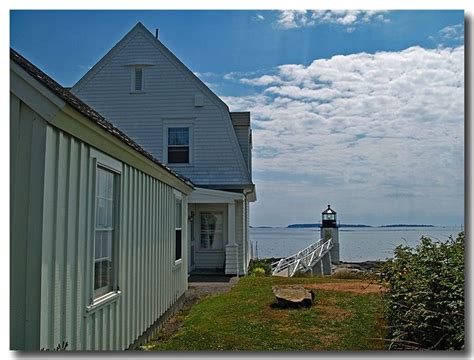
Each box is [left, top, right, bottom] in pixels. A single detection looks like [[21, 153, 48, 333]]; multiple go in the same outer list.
[[250, 224, 435, 229]]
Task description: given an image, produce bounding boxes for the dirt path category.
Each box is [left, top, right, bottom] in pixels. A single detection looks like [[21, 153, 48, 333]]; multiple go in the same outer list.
[[304, 280, 386, 294]]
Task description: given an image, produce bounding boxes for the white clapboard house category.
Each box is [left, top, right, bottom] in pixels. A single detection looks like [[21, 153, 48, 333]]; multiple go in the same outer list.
[[71, 22, 256, 276]]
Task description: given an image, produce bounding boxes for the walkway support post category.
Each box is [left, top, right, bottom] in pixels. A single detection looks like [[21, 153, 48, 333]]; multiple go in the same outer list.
[[312, 260, 323, 276], [322, 252, 332, 275]]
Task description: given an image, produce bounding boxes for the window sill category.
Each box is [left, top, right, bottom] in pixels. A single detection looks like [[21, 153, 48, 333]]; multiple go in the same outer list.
[[86, 290, 121, 313], [174, 259, 183, 269], [167, 163, 193, 167], [130, 91, 146, 94]]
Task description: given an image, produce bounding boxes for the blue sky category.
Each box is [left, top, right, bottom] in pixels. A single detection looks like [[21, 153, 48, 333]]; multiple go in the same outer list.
[[10, 10, 465, 226], [11, 10, 463, 89]]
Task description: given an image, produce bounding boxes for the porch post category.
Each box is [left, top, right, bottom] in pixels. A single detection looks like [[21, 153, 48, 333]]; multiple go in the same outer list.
[[225, 201, 238, 275], [228, 202, 235, 245]]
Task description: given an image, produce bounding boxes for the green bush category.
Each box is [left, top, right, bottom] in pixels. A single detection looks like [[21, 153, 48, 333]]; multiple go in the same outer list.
[[249, 267, 266, 276], [248, 259, 272, 276], [381, 232, 464, 350]]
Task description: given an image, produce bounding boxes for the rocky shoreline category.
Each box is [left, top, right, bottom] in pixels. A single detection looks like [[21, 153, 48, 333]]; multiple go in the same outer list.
[[254, 258, 385, 276], [335, 260, 385, 272]]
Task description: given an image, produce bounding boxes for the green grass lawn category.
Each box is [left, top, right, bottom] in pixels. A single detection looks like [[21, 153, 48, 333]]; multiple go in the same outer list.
[[144, 276, 387, 351]]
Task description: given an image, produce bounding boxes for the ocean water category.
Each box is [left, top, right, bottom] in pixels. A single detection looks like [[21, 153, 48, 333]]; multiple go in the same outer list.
[[250, 226, 463, 262]]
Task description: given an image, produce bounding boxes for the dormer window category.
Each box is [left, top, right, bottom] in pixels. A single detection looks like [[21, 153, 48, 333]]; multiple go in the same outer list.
[[131, 67, 144, 92]]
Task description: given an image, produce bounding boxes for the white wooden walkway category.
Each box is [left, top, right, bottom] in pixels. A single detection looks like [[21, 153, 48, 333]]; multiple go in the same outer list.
[[271, 238, 333, 277]]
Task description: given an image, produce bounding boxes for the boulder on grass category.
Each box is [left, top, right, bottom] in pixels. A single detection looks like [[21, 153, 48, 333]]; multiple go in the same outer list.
[[272, 285, 315, 308]]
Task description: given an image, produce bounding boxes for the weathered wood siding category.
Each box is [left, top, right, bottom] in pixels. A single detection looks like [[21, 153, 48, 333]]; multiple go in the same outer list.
[[72, 25, 250, 187], [37, 124, 188, 350]]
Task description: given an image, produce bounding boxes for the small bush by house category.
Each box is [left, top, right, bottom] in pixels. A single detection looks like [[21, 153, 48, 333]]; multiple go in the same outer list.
[[248, 259, 272, 276]]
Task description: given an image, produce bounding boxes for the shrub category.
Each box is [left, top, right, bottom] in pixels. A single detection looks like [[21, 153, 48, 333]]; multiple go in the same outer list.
[[248, 259, 272, 276], [250, 267, 267, 276], [381, 232, 464, 350]]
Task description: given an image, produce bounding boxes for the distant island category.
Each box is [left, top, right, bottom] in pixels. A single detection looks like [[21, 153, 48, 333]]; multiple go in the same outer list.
[[287, 223, 372, 228], [380, 224, 434, 228], [251, 223, 437, 229], [286, 223, 434, 228]]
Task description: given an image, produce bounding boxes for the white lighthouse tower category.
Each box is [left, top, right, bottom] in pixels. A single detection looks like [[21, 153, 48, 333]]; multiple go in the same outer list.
[[321, 205, 340, 264]]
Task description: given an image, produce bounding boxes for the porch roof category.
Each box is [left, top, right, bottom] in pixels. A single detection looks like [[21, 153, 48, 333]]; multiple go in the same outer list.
[[188, 187, 245, 204]]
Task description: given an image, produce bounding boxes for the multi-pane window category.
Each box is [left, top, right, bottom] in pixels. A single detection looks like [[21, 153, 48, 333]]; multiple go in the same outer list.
[[175, 197, 182, 261], [200, 212, 224, 250], [168, 127, 189, 164], [94, 167, 116, 298]]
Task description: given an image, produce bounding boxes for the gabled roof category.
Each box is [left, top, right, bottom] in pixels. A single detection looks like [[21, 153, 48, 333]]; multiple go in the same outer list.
[[73, 22, 231, 112], [72, 22, 253, 187], [10, 48, 194, 188]]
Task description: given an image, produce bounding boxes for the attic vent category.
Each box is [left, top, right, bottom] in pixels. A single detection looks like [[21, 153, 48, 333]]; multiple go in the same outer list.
[[134, 68, 143, 91], [194, 93, 204, 107]]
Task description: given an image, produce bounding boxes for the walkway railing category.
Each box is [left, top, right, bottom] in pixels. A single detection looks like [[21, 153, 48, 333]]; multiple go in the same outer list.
[[271, 238, 333, 277]]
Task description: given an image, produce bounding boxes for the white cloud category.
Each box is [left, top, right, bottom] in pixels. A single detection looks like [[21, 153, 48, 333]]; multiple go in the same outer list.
[[439, 23, 464, 40], [429, 23, 464, 46], [276, 10, 388, 30], [194, 71, 220, 79], [240, 74, 282, 86], [277, 10, 310, 29], [222, 46, 464, 226]]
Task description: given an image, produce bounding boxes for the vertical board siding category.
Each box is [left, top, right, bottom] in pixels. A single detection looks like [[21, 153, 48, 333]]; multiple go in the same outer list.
[[39, 124, 187, 350], [10, 96, 47, 350]]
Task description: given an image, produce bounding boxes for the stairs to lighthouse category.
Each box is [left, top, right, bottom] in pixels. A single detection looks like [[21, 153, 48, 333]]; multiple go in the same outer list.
[[271, 238, 333, 277]]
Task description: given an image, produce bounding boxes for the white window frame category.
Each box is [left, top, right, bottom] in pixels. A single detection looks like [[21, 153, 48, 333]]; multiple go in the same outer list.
[[130, 66, 145, 93], [163, 120, 194, 166], [87, 149, 122, 311], [174, 190, 183, 265]]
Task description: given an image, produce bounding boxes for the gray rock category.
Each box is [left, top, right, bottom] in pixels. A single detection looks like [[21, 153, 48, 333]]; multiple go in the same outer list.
[[272, 285, 315, 308], [333, 267, 365, 274]]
